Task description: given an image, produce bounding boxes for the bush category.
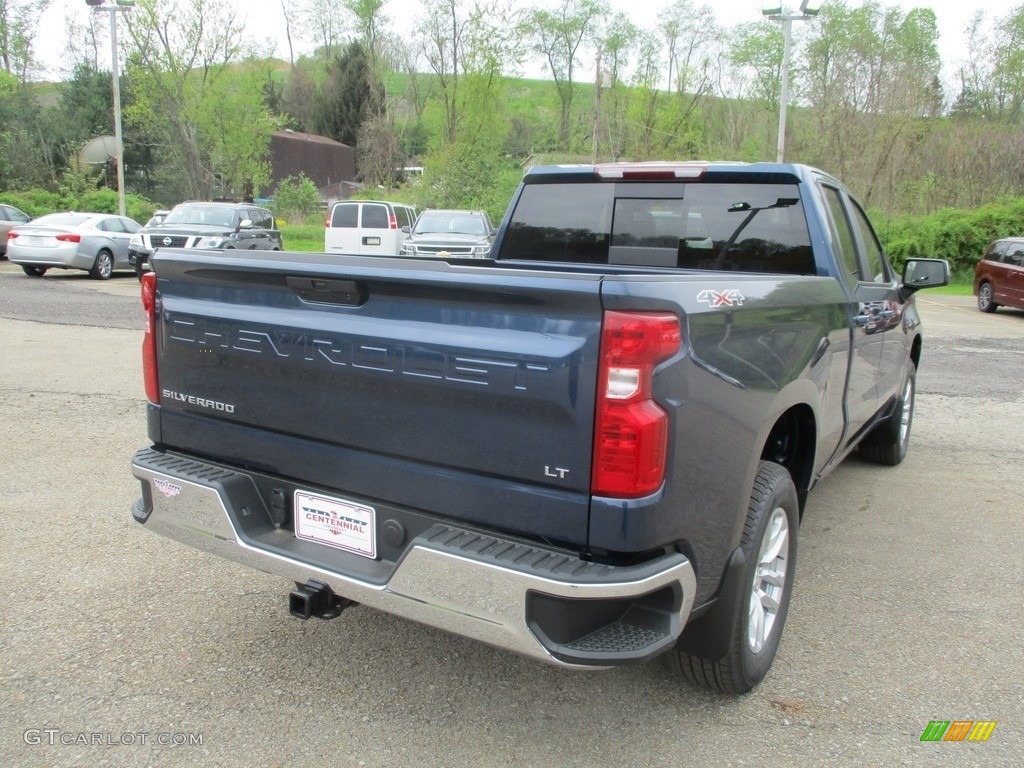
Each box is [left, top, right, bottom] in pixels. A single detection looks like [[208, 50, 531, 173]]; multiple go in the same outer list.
[[271, 174, 322, 226], [0, 186, 159, 224], [880, 197, 1024, 276], [0, 189, 63, 218]]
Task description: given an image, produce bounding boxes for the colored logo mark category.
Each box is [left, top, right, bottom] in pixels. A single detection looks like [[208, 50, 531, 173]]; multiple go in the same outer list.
[[920, 721, 997, 742]]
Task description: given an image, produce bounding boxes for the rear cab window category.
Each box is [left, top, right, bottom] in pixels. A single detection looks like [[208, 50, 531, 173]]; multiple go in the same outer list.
[[501, 180, 816, 275], [330, 204, 358, 228], [361, 204, 389, 229]]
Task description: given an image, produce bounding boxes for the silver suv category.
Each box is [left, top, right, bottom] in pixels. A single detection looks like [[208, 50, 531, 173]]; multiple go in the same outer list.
[[400, 209, 495, 259]]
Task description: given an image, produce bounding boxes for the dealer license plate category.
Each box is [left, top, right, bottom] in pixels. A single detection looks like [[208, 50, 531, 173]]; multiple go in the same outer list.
[[294, 490, 376, 558]]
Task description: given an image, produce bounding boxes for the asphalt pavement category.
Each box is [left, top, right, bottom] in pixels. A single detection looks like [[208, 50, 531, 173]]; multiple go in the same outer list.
[[0, 260, 1021, 767]]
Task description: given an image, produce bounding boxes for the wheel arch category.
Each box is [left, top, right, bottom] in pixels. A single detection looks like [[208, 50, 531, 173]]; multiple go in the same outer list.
[[759, 402, 816, 515], [909, 332, 923, 372]]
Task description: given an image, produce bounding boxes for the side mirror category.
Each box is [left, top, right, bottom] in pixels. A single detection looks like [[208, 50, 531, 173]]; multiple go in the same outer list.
[[901, 258, 949, 293], [238, 218, 253, 230], [401, 225, 411, 233]]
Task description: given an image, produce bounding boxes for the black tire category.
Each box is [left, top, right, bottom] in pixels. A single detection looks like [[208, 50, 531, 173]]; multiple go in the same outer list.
[[977, 282, 998, 313], [89, 250, 114, 280], [858, 363, 915, 466], [21, 265, 47, 277], [666, 461, 799, 694]]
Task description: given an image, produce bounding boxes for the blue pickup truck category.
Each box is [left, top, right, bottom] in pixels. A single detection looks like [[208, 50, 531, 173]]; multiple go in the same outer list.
[[130, 162, 948, 693]]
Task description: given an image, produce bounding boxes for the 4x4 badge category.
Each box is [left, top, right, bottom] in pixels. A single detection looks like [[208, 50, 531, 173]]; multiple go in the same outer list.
[[697, 289, 746, 308]]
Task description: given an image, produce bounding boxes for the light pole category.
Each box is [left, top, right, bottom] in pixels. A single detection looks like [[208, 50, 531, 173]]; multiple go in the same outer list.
[[86, 0, 135, 216], [761, 0, 821, 163]]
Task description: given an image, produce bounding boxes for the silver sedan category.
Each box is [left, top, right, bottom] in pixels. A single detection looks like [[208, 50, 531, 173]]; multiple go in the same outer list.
[[7, 212, 142, 280]]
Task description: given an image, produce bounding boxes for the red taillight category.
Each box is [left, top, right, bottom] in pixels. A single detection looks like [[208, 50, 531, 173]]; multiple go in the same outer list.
[[56, 233, 82, 243], [388, 213, 398, 229], [591, 311, 681, 498], [7, 231, 18, 239], [141, 272, 159, 404], [325, 214, 331, 227]]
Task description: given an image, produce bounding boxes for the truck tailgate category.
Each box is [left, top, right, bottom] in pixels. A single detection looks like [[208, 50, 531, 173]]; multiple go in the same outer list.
[[151, 251, 603, 546]]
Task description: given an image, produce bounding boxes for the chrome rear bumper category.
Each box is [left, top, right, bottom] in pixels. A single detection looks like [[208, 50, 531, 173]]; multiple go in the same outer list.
[[131, 448, 696, 668]]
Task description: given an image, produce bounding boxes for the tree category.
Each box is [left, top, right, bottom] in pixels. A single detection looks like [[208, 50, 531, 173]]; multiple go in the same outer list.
[[344, 0, 389, 73], [416, 0, 523, 146], [312, 42, 383, 147], [804, 1, 942, 207], [991, 4, 1024, 122], [723, 20, 783, 158], [593, 12, 638, 161], [656, 0, 720, 155], [297, 0, 349, 64], [528, 0, 607, 150], [0, 0, 51, 82], [0, 69, 53, 187], [122, 0, 273, 200]]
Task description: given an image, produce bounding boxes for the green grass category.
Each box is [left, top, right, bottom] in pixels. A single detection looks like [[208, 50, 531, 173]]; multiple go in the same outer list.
[[930, 276, 973, 295], [280, 223, 324, 252]]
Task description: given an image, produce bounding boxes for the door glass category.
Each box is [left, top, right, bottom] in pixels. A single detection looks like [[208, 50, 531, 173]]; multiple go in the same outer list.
[[849, 201, 890, 283], [820, 186, 860, 281]]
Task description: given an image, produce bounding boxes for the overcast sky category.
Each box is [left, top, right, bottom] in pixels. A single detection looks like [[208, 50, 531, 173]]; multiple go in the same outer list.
[[39, 0, 1018, 84]]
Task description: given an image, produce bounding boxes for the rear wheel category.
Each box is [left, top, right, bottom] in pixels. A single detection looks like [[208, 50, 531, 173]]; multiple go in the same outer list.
[[21, 265, 47, 277], [858, 363, 915, 466], [666, 461, 799, 694], [89, 250, 114, 280], [977, 282, 998, 313]]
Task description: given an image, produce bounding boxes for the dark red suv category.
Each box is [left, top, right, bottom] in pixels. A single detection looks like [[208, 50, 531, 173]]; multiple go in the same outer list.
[[975, 237, 1024, 312]]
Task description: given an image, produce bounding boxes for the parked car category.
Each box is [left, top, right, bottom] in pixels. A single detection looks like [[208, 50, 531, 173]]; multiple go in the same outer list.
[[399, 209, 496, 259], [7, 211, 141, 279], [0, 203, 31, 258], [129, 201, 282, 277], [975, 237, 1024, 312], [144, 209, 171, 228], [325, 200, 416, 256]]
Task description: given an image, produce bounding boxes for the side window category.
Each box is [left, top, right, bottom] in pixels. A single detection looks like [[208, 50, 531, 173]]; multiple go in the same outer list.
[[362, 204, 388, 229], [395, 206, 413, 229], [848, 200, 890, 283], [820, 185, 860, 282], [985, 241, 1008, 262], [121, 217, 140, 234], [1007, 245, 1024, 267], [248, 208, 272, 229], [331, 203, 357, 228]]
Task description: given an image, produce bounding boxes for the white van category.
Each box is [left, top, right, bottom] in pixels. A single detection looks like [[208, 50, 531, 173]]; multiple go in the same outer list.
[[325, 200, 417, 256]]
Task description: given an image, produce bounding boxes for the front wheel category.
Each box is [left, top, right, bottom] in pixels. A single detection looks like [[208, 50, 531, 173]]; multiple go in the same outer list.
[[665, 461, 799, 694], [977, 282, 998, 313], [89, 250, 114, 280], [858, 363, 915, 466]]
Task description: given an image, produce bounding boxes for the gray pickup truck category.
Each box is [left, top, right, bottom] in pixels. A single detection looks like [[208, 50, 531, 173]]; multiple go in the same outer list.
[[130, 162, 948, 693]]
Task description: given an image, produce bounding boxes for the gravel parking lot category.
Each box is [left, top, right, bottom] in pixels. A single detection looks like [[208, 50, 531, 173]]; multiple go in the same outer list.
[[0, 260, 1021, 767]]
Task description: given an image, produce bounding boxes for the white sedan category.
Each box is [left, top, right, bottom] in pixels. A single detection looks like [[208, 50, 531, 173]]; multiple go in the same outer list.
[[7, 212, 142, 280]]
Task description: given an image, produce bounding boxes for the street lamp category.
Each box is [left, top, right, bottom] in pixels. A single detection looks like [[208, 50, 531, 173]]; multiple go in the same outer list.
[[761, 0, 822, 163], [86, 0, 136, 216]]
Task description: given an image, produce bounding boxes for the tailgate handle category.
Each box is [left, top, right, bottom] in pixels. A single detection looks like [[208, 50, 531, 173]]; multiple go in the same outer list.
[[287, 276, 367, 306]]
